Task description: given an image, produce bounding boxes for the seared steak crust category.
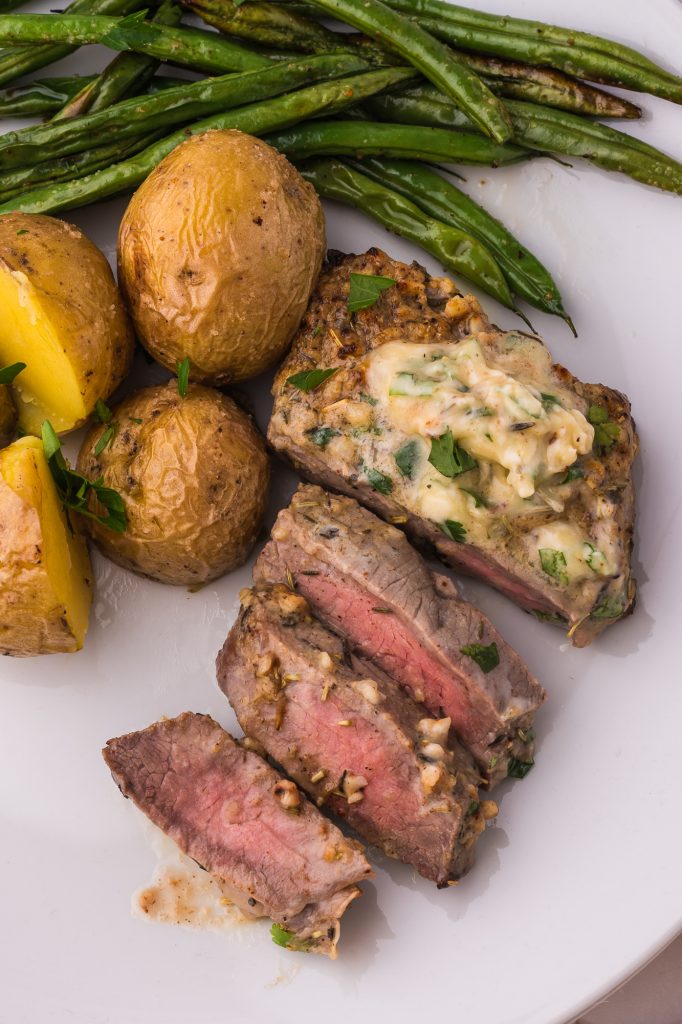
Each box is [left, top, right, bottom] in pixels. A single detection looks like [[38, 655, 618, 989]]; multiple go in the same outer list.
[[267, 248, 638, 646], [103, 712, 371, 957], [255, 484, 544, 785], [217, 584, 494, 886]]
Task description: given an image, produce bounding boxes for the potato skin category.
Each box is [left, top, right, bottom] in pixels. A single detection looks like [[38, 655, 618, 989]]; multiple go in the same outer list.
[[0, 212, 135, 432], [0, 438, 92, 656], [0, 385, 15, 448], [117, 130, 325, 384], [77, 380, 270, 585]]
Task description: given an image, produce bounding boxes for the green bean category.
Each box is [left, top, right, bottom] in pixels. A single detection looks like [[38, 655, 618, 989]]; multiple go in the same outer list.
[[265, 118, 531, 165], [377, 3, 682, 103], [365, 87, 682, 195], [0, 13, 272, 74], [0, 132, 165, 202], [301, 0, 513, 143], [0, 0, 144, 89], [53, 0, 183, 120], [183, 0, 348, 56], [0, 76, 97, 117], [270, 0, 682, 101], [0, 53, 373, 169], [299, 156, 521, 312], [0, 66, 414, 215], [454, 51, 641, 119], [348, 155, 573, 328]]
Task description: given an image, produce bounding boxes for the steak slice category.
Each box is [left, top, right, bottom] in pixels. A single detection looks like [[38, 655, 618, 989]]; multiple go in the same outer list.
[[267, 248, 638, 647], [254, 484, 544, 785], [217, 584, 496, 886], [103, 712, 371, 958]]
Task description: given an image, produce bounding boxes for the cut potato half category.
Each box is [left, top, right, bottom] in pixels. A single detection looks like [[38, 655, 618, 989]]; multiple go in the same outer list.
[[0, 436, 92, 656], [0, 212, 135, 436]]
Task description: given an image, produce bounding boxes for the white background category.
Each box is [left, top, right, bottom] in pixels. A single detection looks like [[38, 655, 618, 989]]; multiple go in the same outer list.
[[1, 1, 681, 1022]]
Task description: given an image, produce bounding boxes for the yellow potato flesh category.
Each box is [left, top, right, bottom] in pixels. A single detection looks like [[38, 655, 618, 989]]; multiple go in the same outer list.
[[0, 436, 92, 654], [0, 266, 85, 435]]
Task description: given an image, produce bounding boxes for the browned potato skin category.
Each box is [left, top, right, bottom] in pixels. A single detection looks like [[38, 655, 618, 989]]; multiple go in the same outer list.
[[0, 212, 135, 432], [0, 385, 16, 447], [117, 130, 325, 385], [76, 380, 270, 585]]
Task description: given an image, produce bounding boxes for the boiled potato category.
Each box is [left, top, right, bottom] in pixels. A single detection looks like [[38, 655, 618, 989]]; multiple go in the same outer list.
[[0, 212, 135, 436], [117, 130, 325, 385], [0, 435, 92, 656], [0, 384, 16, 448], [76, 380, 270, 585]]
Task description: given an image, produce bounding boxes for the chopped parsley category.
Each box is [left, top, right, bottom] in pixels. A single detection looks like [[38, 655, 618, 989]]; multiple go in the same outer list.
[[287, 367, 337, 392], [365, 466, 393, 494], [347, 272, 396, 312], [94, 423, 117, 456], [561, 465, 583, 484], [539, 547, 569, 585], [270, 924, 296, 948], [460, 641, 500, 673], [15, 229, 28, 236], [461, 488, 488, 508], [591, 594, 625, 620], [41, 421, 127, 533], [428, 429, 477, 479], [358, 391, 378, 406], [394, 439, 420, 479], [587, 404, 620, 453], [176, 356, 190, 398], [440, 520, 467, 543], [305, 425, 338, 448], [94, 398, 112, 424], [540, 392, 560, 409], [507, 756, 534, 779], [0, 361, 26, 385]]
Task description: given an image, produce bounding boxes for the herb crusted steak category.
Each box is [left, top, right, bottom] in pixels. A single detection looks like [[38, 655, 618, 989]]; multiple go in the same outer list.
[[267, 249, 638, 647], [255, 484, 544, 785], [103, 712, 372, 957], [217, 584, 497, 886]]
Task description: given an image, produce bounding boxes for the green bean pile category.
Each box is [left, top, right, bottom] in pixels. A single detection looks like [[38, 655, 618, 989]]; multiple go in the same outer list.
[[0, 0, 680, 329]]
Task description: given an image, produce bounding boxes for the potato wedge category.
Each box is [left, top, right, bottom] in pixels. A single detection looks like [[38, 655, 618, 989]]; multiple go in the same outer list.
[[0, 212, 135, 436], [0, 436, 92, 656]]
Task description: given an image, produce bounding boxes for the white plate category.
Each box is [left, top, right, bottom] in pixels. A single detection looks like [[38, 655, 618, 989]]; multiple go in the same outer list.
[[1, 1, 681, 1022]]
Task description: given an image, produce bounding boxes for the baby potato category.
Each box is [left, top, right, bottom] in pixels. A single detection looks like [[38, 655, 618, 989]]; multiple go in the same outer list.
[[0, 212, 135, 436], [77, 380, 270, 585], [117, 130, 325, 385], [0, 435, 92, 656]]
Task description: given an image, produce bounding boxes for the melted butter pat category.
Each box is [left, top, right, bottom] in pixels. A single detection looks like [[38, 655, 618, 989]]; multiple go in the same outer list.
[[530, 521, 612, 582], [365, 338, 593, 498]]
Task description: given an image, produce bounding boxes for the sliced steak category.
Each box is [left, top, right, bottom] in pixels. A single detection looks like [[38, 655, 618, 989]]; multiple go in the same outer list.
[[217, 584, 496, 886], [267, 248, 638, 647], [254, 484, 544, 785], [103, 712, 371, 958]]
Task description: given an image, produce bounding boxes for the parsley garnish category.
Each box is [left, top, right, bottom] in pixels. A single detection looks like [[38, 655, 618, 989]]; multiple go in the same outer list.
[[428, 429, 477, 479], [16, 229, 28, 236], [129, 417, 143, 424], [271, 923, 296, 948], [177, 356, 190, 398], [460, 641, 500, 673], [365, 466, 393, 494], [508, 756, 534, 779], [587, 404, 620, 453], [94, 423, 117, 456], [305, 426, 338, 448], [358, 391, 378, 406], [539, 547, 568, 585], [0, 361, 26, 385], [394, 439, 420, 479], [347, 273, 395, 312], [540, 392, 560, 409], [94, 398, 112, 423], [287, 368, 337, 392], [591, 594, 625, 620], [461, 488, 488, 508], [561, 465, 583, 484], [440, 520, 467, 542], [41, 421, 127, 533]]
